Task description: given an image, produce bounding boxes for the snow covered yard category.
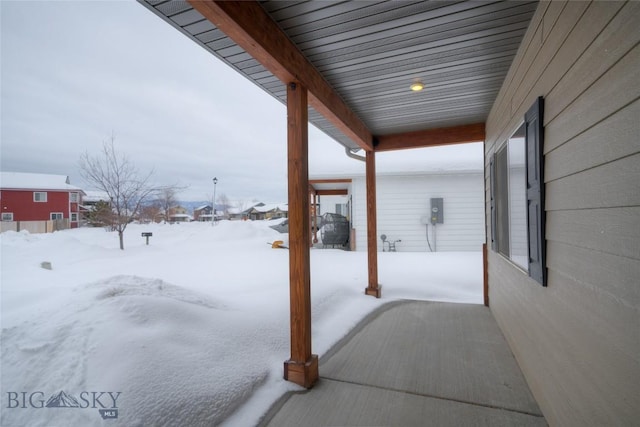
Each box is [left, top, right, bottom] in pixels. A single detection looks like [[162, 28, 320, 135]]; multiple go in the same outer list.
[[1, 221, 482, 426]]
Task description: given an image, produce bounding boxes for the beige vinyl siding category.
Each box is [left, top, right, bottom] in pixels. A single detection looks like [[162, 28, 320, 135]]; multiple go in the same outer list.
[[352, 172, 484, 252], [485, 1, 640, 426]]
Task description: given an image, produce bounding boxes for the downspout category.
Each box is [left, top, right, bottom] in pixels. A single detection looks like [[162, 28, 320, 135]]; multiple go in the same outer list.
[[345, 147, 366, 162], [345, 147, 364, 254]]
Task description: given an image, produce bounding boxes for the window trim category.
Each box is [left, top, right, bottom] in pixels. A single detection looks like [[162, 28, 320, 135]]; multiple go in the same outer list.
[[50, 212, 63, 220], [34, 192, 48, 202], [490, 97, 546, 286], [70, 192, 79, 203], [70, 212, 78, 222], [494, 142, 512, 260], [1, 212, 13, 221]]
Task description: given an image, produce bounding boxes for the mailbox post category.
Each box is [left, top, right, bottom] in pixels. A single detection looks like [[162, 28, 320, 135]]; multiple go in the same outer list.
[[141, 232, 153, 245]]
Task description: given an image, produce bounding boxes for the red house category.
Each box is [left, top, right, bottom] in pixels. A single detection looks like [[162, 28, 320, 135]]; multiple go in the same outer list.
[[1, 172, 85, 229]]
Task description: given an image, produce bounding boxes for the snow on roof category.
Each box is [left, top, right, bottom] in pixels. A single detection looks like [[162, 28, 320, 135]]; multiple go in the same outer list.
[[0, 171, 84, 192], [83, 190, 110, 203], [251, 203, 287, 213]]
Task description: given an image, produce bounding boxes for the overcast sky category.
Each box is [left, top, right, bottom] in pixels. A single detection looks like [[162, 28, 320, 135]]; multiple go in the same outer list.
[[1, 1, 483, 203]]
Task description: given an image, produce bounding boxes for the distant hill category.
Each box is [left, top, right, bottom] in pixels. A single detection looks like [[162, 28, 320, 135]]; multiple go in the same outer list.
[[179, 201, 209, 214]]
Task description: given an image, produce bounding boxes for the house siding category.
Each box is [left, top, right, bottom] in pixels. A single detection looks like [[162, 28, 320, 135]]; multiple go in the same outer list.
[[485, 1, 640, 425], [1, 190, 73, 222], [352, 173, 484, 252]]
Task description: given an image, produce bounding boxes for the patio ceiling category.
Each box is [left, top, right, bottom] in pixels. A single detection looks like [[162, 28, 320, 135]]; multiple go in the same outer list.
[[139, 0, 537, 152], [309, 179, 351, 196]]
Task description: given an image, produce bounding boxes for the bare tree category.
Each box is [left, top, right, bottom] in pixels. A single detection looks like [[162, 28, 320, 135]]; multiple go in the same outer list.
[[218, 193, 230, 219], [139, 202, 162, 224], [79, 138, 156, 250], [156, 184, 187, 223], [235, 199, 248, 212]]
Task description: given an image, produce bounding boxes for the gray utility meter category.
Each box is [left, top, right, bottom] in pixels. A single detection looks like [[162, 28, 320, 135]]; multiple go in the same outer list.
[[430, 198, 444, 225]]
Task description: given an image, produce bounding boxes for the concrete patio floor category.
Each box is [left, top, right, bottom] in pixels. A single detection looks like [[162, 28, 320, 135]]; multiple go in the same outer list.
[[259, 300, 547, 426]]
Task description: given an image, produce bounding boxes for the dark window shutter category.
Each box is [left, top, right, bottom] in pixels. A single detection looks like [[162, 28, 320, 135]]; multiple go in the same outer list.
[[489, 154, 497, 251], [525, 97, 546, 286]]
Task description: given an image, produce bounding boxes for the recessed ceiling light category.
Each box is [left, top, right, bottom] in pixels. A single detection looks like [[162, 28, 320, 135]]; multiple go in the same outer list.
[[410, 79, 424, 92]]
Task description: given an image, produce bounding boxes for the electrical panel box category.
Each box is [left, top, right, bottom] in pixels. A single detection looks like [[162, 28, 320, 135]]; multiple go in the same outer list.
[[430, 198, 444, 224]]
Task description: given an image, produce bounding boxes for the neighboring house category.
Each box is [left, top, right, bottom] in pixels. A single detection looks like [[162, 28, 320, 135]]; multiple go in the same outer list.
[[226, 207, 243, 220], [312, 163, 485, 252], [243, 202, 264, 220], [0, 172, 85, 230], [246, 203, 288, 220], [193, 205, 212, 222], [244, 203, 270, 220], [81, 190, 110, 209], [167, 205, 191, 222], [80, 190, 112, 227], [194, 203, 232, 221]]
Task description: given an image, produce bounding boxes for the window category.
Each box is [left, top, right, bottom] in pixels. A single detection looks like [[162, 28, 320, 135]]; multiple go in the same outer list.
[[491, 97, 546, 286], [70, 192, 79, 203], [34, 192, 47, 202], [50, 212, 63, 220], [70, 213, 78, 222], [1, 213, 13, 221], [494, 123, 528, 269]]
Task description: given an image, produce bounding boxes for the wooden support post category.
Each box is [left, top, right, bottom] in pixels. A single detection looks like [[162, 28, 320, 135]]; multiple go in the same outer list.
[[283, 82, 319, 388], [365, 150, 381, 298]]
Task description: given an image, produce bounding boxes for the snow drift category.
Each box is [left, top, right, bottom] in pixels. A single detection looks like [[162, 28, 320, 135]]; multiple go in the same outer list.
[[1, 221, 482, 426]]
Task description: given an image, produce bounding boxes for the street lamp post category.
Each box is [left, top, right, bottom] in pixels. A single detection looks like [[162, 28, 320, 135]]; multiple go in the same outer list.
[[212, 177, 218, 226]]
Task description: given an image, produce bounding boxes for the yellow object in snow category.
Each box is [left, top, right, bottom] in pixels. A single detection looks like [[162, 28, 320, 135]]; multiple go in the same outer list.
[[271, 240, 287, 249]]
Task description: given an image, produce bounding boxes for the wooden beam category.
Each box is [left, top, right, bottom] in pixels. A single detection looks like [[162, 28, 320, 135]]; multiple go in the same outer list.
[[365, 151, 381, 298], [375, 123, 485, 152], [188, 0, 373, 151], [315, 189, 348, 196], [310, 179, 350, 196], [309, 179, 352, 185], [283, 82, 318, 389]]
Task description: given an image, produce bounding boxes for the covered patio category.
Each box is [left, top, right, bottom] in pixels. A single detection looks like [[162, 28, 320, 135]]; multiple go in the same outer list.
[[260, 300, 546, 426], [140, 0, 534, 389]]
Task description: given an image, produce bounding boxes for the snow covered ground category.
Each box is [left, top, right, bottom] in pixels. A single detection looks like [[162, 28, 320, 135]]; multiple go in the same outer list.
[[1, 220, 482, 426]]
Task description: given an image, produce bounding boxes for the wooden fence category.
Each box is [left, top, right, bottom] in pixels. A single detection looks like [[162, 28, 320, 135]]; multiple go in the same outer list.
[[0, 219, 69, 234]]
